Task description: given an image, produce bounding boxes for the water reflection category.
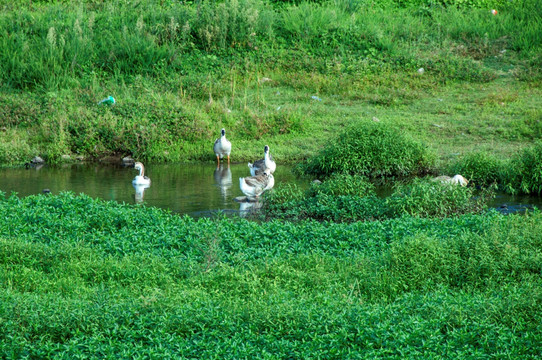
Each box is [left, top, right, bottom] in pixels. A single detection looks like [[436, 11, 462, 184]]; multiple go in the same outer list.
[[213, 164, 232, 200], [133, 183, 151, 203], [238, 200, 263, 218]]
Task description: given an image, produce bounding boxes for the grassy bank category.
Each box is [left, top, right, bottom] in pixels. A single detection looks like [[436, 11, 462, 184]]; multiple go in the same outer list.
[[1, 192, 542, 358], [0, 0, 541, 167]]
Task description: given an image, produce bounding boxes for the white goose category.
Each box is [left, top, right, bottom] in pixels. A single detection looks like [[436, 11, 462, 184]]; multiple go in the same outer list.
[[248, 145, 276, 176], [132, 162, 151, 186], [433, 174, 469, 187], [213, 128, 232, 165], [239, 170, 275, 199]]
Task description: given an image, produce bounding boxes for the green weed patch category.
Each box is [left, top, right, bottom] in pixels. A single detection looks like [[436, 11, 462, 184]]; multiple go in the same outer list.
[[295, 122, 435, 178], [0, 192, 541, 357]]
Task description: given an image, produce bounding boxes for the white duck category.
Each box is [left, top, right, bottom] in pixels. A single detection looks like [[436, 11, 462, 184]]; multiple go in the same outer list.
[[433, 174, 469, 187], [132, 162, 151, 186], [248, 145, 276, 176], [239, 170, 275, 199], [213, 128, 232, 165]]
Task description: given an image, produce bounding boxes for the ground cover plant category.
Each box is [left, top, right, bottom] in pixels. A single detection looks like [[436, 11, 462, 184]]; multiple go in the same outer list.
[[1, 191, 542, 358]]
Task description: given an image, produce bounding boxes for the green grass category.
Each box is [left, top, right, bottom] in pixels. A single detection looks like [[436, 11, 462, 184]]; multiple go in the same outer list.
[[1, 1, 542, 356], [0, 0, 540, 167], [262, 176, 496, 222], [1, 192, 542, 358]]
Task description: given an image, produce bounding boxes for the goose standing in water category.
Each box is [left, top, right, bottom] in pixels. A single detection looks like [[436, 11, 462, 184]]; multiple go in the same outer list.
[[239, 170, 275, 199], [213, 128, 232, 165], [433, 174, 468, 187], [248, 145, 276, 176], [132, 162, 151, 186]]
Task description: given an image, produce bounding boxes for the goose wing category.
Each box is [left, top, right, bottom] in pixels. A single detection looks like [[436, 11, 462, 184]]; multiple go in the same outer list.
[[244, 174, 268, 189], [213, 138, 221, 153]]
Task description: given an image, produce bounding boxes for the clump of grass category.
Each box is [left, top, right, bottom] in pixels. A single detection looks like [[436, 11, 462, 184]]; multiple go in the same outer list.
[[296, 122, 435, 179], [262, 178, 386, 222], [506, 141, 542, 195], [449, 151, 502, 188], [0, 131, 35, 165], [387, 178, 495, 218]]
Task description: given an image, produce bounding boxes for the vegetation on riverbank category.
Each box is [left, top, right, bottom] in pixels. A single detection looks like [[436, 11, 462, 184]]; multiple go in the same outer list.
[[2, 0, 542, 357], [1, 191, 542, 358], [0, 0, 541, 169], [294, 123, 542, 195], [262, 174, 497, 222]]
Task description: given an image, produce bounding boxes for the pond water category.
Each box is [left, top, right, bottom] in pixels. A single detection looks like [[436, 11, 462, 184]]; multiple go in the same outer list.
[[0, 163, 307, 218], [0, 163, 539, 217]]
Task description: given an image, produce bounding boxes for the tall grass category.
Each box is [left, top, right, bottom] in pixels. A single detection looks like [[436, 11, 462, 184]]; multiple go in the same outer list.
[[0, 0, 540, 91]]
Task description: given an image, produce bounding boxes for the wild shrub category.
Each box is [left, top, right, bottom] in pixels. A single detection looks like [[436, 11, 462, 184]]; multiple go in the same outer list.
[[449, 151, 502, 187], [261, 183, 305, 219], [508, 141, 542, 195], [0, 134, 35, 164], [386, 178, 495, 218], [296, 122, 435, 178]]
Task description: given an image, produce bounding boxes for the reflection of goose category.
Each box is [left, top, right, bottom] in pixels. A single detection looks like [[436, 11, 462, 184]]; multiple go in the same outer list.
[[133, 162, 151, 186], [239, 171, 275, 199], [214, 163, 233, 199], [133, 183, 150, 203], [248, 145, 276, 176], [432, 174, 468, 186], [213, 128, 232, 165], [239, 201, 263, 218]]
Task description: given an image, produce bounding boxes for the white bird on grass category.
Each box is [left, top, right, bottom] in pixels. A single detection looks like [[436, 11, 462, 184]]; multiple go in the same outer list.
[[132, 162, 151, 186], [248, 145, 276, 176], [213, 128, 232, 165]]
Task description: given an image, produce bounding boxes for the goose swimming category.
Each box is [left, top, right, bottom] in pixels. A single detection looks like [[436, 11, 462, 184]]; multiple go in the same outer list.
[[239, 170, 275, 199], [248, 145, 276, 176], [213, 128, 232, 165], [132, 162, 151, 186]]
